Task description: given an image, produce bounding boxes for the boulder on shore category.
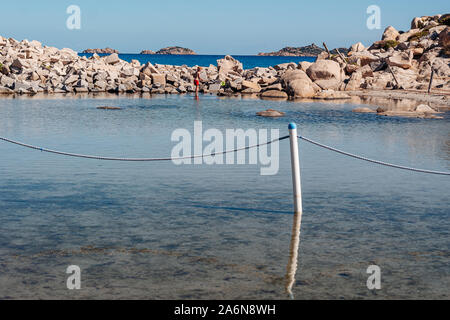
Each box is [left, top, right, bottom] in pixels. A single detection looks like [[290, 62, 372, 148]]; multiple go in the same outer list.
[[306, 60, 342, 81], [261, 90, 288, 99]]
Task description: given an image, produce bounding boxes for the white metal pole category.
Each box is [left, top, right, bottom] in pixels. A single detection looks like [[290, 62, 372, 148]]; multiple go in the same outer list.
[[285, 123, 304, 299], [288, 123, 303, 214]]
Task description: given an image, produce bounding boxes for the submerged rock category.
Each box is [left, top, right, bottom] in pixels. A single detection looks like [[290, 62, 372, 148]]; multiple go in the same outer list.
[[352, 107, 376, 113], [256, 109, 285, 117], [97, 106, 122, 110]]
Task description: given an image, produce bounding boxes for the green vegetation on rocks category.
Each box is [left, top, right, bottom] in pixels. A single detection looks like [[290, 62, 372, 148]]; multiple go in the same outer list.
[[383, 40, 399, 50], [407, 30, 430, 42], [439, 14, 450, 26]]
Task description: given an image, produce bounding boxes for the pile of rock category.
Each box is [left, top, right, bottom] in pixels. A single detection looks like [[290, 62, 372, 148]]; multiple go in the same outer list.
[[341, 14, 450, 92], [0, 13, 448, 99]]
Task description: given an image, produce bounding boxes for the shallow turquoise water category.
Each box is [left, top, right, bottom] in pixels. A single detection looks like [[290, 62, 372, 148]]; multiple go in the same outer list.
[[0, 94, 449, 299]]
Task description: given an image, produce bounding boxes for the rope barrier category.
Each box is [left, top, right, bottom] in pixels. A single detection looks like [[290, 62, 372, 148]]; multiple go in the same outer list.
[[298, 136, 450, 176], [0, 135, 290, 162], [0, 134, 449, 175]]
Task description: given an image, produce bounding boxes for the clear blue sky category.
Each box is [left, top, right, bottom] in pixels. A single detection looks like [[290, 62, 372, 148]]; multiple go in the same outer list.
[[0, 0, 448, 54]]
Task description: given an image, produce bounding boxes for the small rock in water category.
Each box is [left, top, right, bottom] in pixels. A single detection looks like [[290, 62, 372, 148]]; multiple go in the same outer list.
[[313, 90, 350, 100], [415, 104, 437, 113], [256, 109, 285, 117], [97, 106, 122, 110], [352, 107, 376, 113]]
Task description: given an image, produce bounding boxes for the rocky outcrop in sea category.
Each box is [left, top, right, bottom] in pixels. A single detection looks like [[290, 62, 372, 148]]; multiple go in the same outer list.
[[155, 47, 196, 55], [258, 44, 325, 57], [140, 50, 156, 55], [82, 48, 119, 54]]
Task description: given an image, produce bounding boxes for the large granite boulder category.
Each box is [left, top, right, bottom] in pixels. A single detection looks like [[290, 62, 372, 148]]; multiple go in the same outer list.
[[105, 53, 120, 65], [217, 55, 243, 75], [288, 79, 316, 98], [382, 26, 400, 41], [386, 52, 413, 69], [306, 60, 342, 81], [349, 42, 366, 53]]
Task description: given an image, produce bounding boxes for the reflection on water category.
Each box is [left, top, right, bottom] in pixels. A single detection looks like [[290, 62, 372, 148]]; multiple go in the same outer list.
[[0, 94, 449, 299], [285, 212, 302, 299]]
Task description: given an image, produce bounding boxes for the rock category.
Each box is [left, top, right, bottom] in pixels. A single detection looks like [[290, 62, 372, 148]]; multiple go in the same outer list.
[[266, 83, 283, 91], [411, 17, 423, 29], [0, 86, 14, 94], [314, 79, 341, 90], [64, 75, 79, 85], [377, 110, 443, 119], [288, 79, 316, 98], [347, 51, 379, 66], [105, 53, 120, 65], [97, 106, 122, 110], [208, 83, 221, 92], [151, 74, 166, 86], [382, 26, 400, 41], [141, 62, 159, 75], [217, 55, 243, 75], [256, 109, 285, 117], [397, 29, 420, 42], [345, 63, 360, 74], [11, 58, 29, 69], [306, 60, 342, 81], [359, 65, 374, 78], [0, 75, 14, 87], [344, 71, 363, 91], [298, 61, 313, 72], [350, 42, 366, 52], [415, 104, 437, 113], [313, 90, 350, 100], [386, 52, 413, 69], [241, 80, 261, 93], [261, 90, 288, 99], [352, 107, 376, 113], [13, 81, 32, 92], [281, 69, 311, 84], [439, 27, 450, 54], [74, 86, 89, 93], [274, 63, 297, 71], [140, 50, 156, 54], [0, 64, 10, 75]]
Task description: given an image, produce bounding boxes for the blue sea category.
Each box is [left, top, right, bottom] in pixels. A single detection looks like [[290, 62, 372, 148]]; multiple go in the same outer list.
[[78, 53, 316, 69]]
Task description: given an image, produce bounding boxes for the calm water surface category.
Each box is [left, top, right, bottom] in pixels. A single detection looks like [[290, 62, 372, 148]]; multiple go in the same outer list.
[[0, 94, 449, 299], [78, 53, 316, 69]]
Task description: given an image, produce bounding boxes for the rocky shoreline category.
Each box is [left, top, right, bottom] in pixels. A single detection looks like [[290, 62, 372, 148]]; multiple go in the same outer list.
[[0, 13, 449, 114]]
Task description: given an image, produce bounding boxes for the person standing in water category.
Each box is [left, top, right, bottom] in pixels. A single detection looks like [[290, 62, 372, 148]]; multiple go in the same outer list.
[[194, 67, 201, 98]]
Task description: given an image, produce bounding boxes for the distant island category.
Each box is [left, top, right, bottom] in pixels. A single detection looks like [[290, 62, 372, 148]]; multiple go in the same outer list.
[[82, 48, 119, 54], [258, 43, 349, 57], [140, 46, 197, 55], [140, 50, 156, 55]]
